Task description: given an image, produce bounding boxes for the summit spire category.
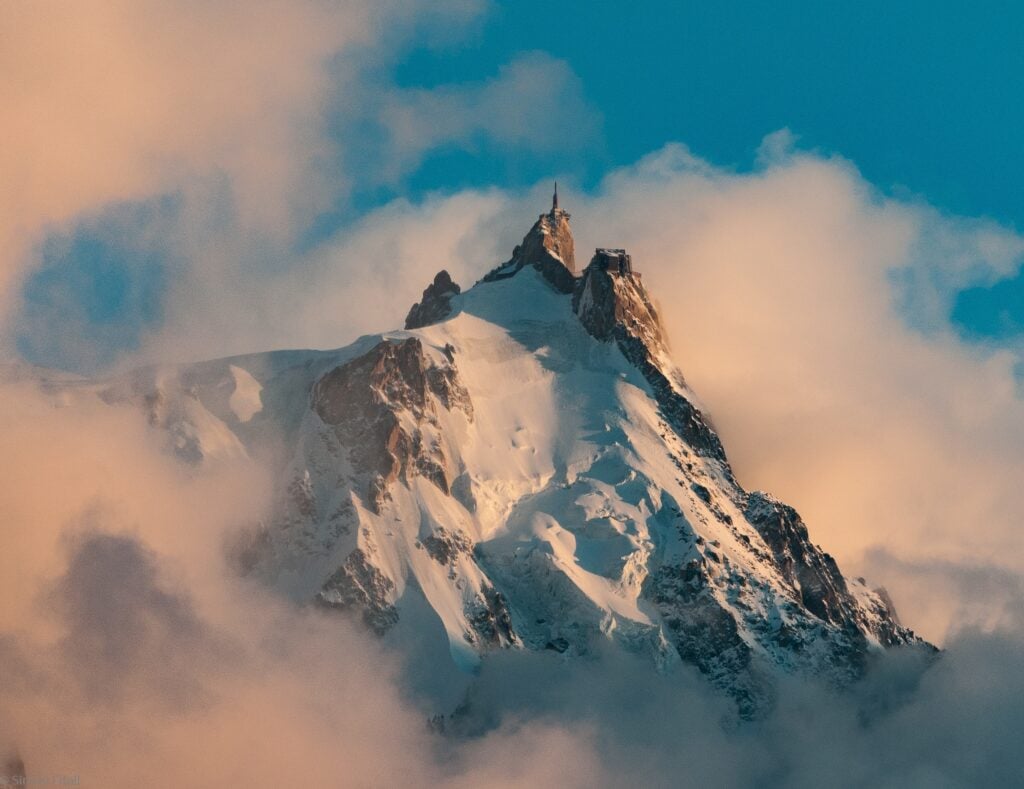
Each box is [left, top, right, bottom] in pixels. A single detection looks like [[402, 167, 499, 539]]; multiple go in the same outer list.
[[481, 187, 577, 290]]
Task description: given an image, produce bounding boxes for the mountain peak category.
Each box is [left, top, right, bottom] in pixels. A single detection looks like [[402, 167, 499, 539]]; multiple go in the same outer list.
[[483, 194, 576, 292], [66, 203, 930, 719]]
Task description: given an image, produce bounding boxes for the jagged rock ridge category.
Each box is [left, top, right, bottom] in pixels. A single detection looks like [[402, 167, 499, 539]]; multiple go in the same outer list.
[[573, 248, 730, 466]]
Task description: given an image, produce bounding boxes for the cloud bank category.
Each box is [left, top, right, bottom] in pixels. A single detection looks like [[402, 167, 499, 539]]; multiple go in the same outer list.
[[0, 0, 364, 324], [0, 382, 1020, 787]]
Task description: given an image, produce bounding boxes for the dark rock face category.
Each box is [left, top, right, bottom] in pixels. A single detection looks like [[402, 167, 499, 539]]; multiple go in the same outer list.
[[743, 492, 919, 649], [286, 472, 317, 519], [644, 492, 924, 716], [483, 208, 577, 293], [866, 587, 915, 647], [645, 560, 763, 715], [744, 492, 856, 628], [311, 337, 472, 511], [405, 270, 461, 330], [573, 252, 730, 466], [422, 527, 472, 567], [465, 586, 517, 648], [317, 548, 399, 634], [307, 338, 474, 634]]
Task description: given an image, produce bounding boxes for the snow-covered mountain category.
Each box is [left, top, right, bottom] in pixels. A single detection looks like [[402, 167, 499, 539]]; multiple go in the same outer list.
[[43, 197, 928, 716]]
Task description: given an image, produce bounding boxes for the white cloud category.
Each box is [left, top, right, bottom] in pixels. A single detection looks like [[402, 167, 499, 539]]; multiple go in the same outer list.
[[1, 5, 603, 376], [135, 188, 514, 364]]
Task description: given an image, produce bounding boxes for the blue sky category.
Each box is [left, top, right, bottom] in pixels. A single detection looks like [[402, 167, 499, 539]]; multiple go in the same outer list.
[[15, 0, 1024, 369], [397, 0, 1024, 216]]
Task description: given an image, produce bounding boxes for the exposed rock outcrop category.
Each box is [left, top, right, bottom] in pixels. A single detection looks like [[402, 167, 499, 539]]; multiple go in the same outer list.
[[739, 492, 921, 651], [744, 492, 858, 629], [422, 527, 472, 567], [317, 548, 399, 634], [645, 559, 765, 718], [405, 270, 461, 330], [465, 585, 517, 648], [311, 337, 472, 511], [483, 207, 576, 293]]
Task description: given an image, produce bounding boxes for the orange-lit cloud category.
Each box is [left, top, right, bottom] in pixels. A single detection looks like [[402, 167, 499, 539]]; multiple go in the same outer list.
[[0, 0, 500, 358], [0, 1, 359, 323], [0, 380, 610, 786]]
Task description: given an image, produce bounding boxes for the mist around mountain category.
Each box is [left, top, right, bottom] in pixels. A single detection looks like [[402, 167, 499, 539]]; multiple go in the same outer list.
[[5, 202, 1023, 787], [29, 199, 929, 711]]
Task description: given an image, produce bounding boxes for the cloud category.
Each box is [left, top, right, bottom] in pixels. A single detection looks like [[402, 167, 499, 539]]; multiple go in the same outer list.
[[1, 3, 603, 375], [375, 51, 602, 181], [864, 548, 1024, 638], [14, 199, 173, 372], [134, 187, 515, 364], [0, 1, 369, 320], [44, 528, 222, 708], [0, 380, 269, 632], [0, 379, 429, 785], [442, 628, 1024, 788]]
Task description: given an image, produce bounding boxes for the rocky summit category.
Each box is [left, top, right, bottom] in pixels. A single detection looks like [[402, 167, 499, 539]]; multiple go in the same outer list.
[[405, 270, 461, 331], [49, 193, 930, 718], [483, 190, 577, 293]]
